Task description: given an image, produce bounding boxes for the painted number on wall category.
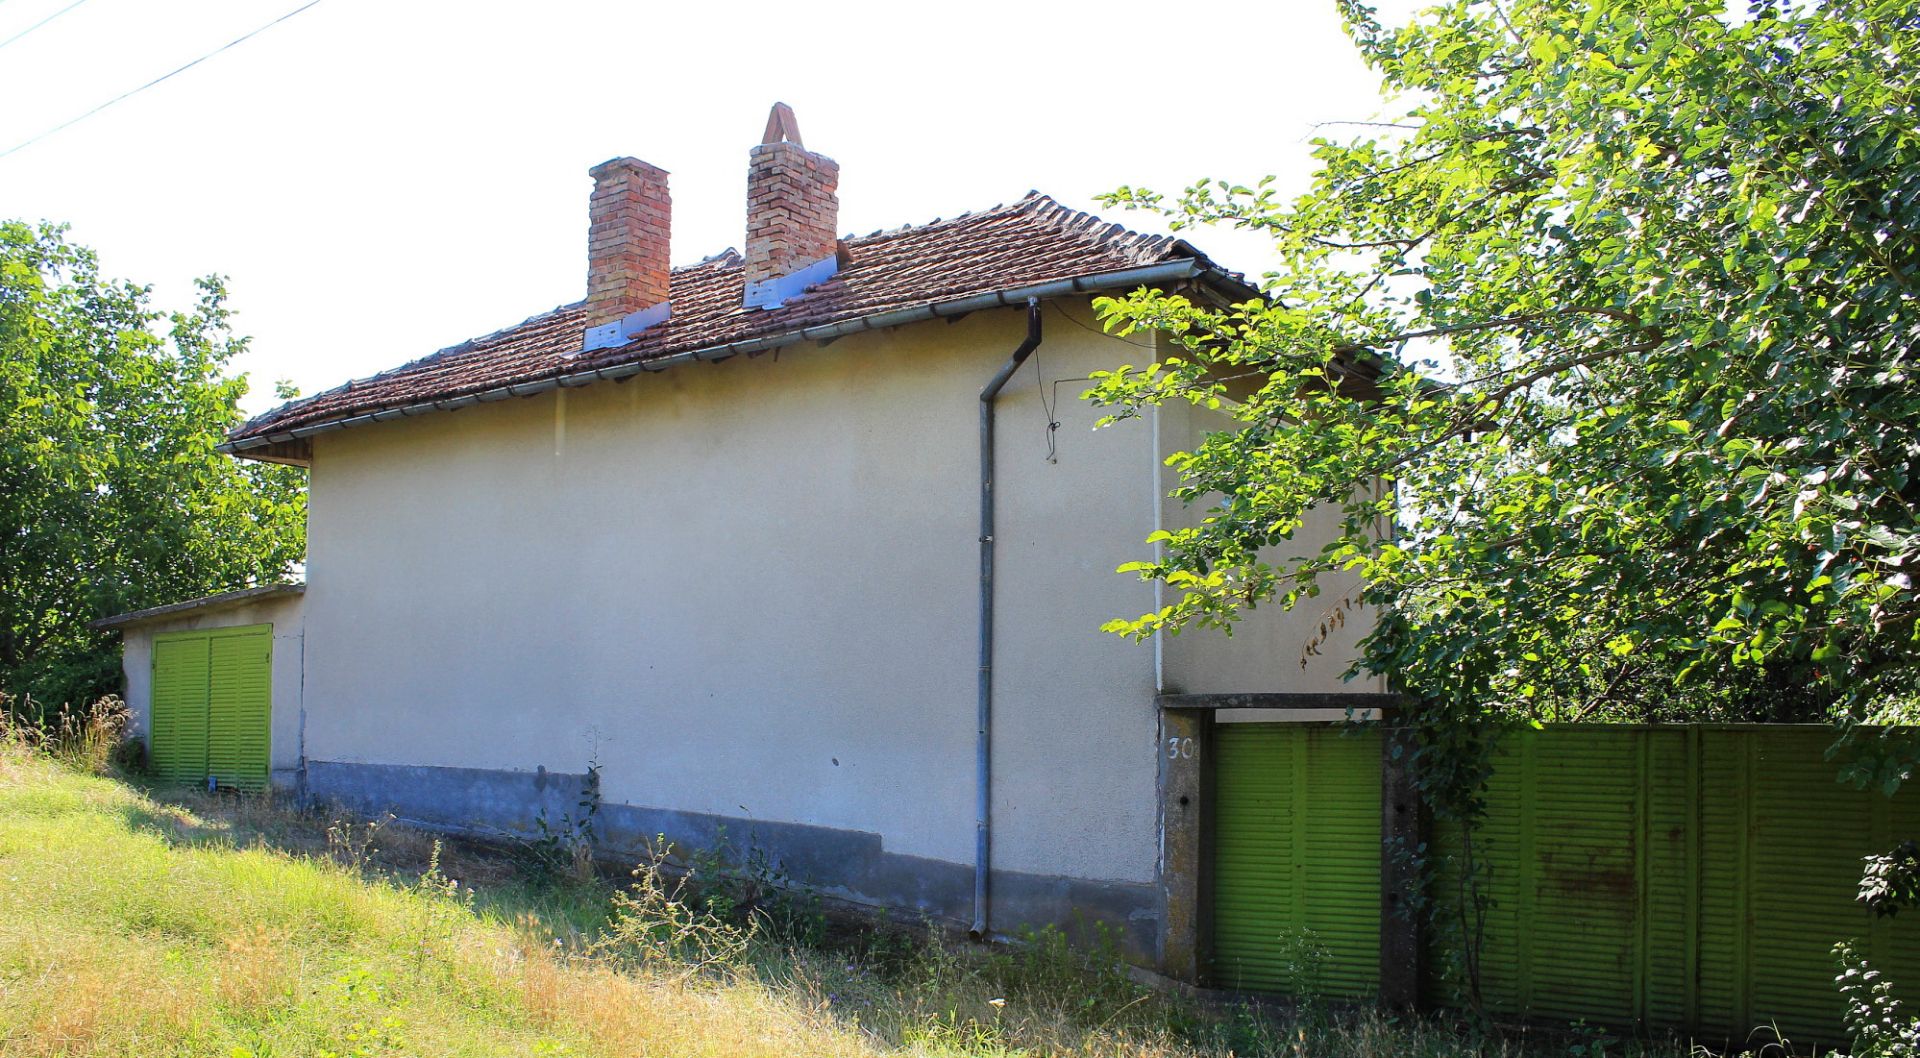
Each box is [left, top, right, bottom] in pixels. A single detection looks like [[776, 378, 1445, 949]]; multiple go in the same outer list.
[[1166, 736, 1197, 760]]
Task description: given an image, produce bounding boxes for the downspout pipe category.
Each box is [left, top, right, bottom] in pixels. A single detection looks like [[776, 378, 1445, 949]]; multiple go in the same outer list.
[[972, 296, 1043, 939]]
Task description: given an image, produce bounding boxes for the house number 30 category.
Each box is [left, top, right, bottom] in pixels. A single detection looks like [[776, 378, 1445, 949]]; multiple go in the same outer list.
[[1166, 736, 1196, 760]]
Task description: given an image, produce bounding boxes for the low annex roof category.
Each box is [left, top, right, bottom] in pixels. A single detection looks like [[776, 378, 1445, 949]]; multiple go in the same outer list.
[[221, 193, 1246, 462], [89, 583, 306, 631]]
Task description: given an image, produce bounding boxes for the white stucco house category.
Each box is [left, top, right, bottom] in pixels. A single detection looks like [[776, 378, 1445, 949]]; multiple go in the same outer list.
[[100, 105, 1393, 978]]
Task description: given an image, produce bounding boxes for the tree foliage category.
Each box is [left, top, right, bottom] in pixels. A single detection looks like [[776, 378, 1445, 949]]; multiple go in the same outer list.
[[1092, 0, 1920, 737], [0, 221, 306, 710]]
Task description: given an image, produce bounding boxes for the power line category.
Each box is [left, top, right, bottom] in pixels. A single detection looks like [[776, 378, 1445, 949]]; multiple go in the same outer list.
[[0, 0, 325, 160], [0, 0, 93, 54]]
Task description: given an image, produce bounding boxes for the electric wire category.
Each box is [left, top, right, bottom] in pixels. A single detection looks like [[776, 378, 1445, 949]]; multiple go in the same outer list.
[[0, 0, 91, 54], [1037, 300, 1149, 462], [0, 0, 325, 160], [1030, 342, 1098, 465], [1046, 298, 1155, 349]]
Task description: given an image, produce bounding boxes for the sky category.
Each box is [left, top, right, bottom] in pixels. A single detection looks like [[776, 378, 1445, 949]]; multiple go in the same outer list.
[[0, 0, 1401, 417]]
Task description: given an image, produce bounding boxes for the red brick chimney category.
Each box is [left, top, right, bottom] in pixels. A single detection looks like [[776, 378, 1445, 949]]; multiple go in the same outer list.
[[584, 156, 671, 351], [743, 103, 840, 310]]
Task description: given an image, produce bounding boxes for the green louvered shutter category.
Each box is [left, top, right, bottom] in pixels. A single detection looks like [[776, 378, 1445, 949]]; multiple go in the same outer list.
[[1211, 724, 1381, 997], [206, 629, 272, 791], [149, 636, 210, 782]]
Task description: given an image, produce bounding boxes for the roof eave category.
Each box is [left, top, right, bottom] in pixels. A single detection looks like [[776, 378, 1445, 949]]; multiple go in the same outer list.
[[218, 258, 1220, 460]]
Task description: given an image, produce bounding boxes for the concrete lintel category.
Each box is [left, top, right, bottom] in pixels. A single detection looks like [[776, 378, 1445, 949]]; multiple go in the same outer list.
[[1155, 692, 1405, 713], [90, 583, 306, 630]]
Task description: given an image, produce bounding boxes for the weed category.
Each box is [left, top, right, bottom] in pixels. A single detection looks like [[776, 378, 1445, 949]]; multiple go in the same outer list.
[[1834, 941, 1920, 1057], [520, 758, 602, 884], [1275, 926, 1334, 1001], [684, 825, 829, 947], [984, 922, 1147, 1026], [0, 692, 129, 774], [325, 811, 391, 870], [589, 835, 753, 981], [401, 840, 474, 973], [1565, 1019, 1621, 1057], [318, 968, 409, 1058]]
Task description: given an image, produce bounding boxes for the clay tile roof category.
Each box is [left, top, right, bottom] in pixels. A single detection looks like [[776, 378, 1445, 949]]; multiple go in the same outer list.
[[227, 192, 1236, 447]]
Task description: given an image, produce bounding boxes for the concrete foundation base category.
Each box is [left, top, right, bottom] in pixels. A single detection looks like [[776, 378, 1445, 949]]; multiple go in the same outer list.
[[305, 759, 1159, 960]]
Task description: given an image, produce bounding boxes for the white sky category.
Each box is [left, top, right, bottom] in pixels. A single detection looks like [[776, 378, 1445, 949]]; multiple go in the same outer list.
[[0, 0, 1399, 417]]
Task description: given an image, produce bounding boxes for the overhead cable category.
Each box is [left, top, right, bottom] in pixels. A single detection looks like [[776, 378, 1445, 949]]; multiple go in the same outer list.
[[0, 0, 93, 54], [0, 0, 324, 160]]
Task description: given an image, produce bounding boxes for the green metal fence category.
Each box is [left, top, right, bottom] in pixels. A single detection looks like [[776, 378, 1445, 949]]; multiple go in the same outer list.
[[1209, 723, 1919, 1045], [1428, 726, 1920, 1045]]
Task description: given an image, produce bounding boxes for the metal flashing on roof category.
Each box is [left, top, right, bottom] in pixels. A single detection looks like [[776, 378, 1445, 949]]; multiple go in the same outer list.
[[89, 583, 306, 630], [743, 252, 838, 311], [579, 299, 673, 354]]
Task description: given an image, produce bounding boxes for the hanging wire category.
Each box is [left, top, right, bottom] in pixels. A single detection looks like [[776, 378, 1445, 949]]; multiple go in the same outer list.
[[0, 0, 93, 54], [1034, 301, 1149, 463], [1046, 299, 1156, 348], [0, 0, 326, 160]]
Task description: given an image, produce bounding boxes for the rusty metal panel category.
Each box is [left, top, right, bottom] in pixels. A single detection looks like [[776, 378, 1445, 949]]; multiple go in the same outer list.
[[1430, 726, 1918, 1046], [1210, 724, 1381, 997], [1453, 729, 1654, 1024]]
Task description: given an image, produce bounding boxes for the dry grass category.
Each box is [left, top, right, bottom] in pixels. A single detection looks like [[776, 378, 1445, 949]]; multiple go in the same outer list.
[[0, 727, 1699, 1058]]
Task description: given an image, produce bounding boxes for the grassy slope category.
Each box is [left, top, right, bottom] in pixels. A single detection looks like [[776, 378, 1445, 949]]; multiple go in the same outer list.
[[0, 746, 1687, 1058]]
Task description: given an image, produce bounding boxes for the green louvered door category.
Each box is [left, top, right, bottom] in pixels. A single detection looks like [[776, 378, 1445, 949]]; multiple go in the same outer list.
[[1698, 728, 1920, 1044], [149, 626, 271, 790], [1211, 723, 1381, 997], [206, 629, 272, 790], [1429, 729, 1676, 1025], [149, 636, 211, 782]]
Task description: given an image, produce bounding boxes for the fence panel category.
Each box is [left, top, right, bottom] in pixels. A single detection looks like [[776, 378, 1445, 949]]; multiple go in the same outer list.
[[1421, 725, 1918, 1046]]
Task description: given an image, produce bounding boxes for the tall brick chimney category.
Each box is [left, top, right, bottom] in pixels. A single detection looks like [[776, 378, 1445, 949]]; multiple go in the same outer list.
[[583, 157, 671, 352], [743, 103, 840, 310]]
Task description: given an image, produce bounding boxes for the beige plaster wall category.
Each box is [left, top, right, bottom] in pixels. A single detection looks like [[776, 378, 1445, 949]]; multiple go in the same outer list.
[[303, 300, 1166, 882], [299, 296, 1382, 888], [1149, 347, 1388, 697]]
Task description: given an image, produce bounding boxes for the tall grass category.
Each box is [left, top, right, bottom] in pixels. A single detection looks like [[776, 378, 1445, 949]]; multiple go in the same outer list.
[[0, 722, 1696, 1058], [0, 692, 129, 773]]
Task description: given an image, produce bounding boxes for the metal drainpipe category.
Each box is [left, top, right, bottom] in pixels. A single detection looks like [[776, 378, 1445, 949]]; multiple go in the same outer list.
[[972, 297, 1043, 939]]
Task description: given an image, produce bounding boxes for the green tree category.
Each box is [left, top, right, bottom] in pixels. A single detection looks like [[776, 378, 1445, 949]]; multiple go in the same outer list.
[[0, 221, 305, 711], [1093, 0, 1918, 734]]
